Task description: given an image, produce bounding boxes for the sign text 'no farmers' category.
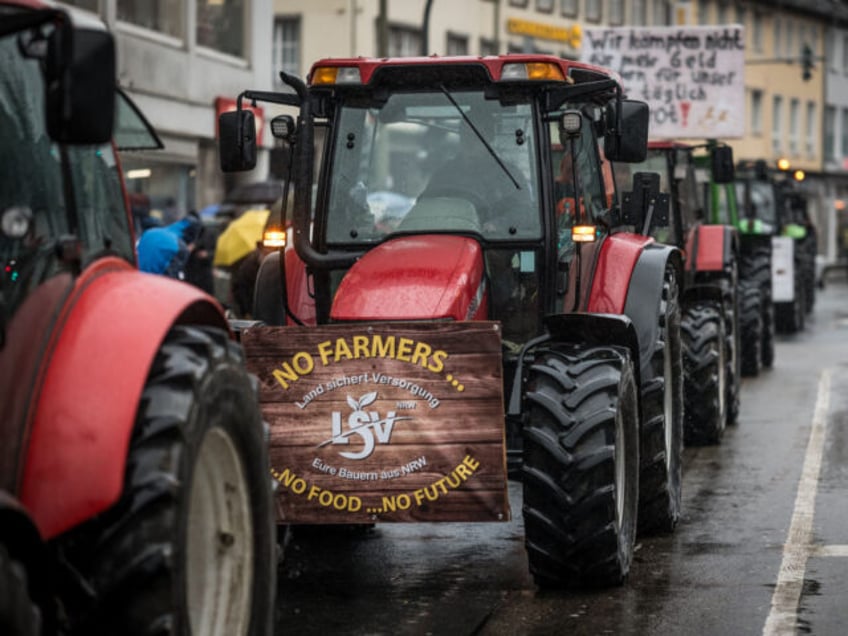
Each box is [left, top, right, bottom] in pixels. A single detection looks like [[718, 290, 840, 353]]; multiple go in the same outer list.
[[240, 322, 509, 524], [581, 25, 745, 139]]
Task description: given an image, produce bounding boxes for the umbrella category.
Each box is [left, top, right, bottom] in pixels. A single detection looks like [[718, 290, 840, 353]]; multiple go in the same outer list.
[[213, 209, 270, 267]]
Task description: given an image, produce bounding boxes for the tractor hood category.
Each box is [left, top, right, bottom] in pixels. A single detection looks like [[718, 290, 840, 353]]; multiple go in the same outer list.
[[330, 235, 487, 322]]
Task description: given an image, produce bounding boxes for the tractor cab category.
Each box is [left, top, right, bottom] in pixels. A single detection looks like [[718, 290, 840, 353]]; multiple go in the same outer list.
[[222, 55, 649, 350]]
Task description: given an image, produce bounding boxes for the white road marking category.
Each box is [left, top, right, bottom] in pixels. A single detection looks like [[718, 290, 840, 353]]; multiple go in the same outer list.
[[809, 545, 848, 558], [762, 369, 831, 636]]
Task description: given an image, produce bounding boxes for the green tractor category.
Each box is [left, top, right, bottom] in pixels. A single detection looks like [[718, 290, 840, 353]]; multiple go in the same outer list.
[[704, 159, 776, 377]]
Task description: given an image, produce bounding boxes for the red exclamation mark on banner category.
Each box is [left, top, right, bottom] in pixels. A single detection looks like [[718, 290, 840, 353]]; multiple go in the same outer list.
[[680, 101, 691, 127]]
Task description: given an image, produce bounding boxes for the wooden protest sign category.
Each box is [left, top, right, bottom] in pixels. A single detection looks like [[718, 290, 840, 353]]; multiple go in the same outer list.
[[241, 322, 510, 523]]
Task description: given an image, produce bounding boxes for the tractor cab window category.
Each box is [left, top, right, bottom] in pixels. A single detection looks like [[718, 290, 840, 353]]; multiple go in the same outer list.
[[0, 25, 132, 320], [324, 91, 541, 245], [736, 180, 777, 227], [674, 148, 701, 230], [548, 111, 608, 256]]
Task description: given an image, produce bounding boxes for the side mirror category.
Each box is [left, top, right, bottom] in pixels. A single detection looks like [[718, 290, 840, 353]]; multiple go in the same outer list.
[[604, 100, 650, 163], [620, 172, 670, 235], [45, 27, 115, 144], [219, 109, 257, 172], [711, 145, 735, 184]]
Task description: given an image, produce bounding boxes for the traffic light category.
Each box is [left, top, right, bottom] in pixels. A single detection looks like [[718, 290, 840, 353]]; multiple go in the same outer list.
[[802, 44, 814, 81]]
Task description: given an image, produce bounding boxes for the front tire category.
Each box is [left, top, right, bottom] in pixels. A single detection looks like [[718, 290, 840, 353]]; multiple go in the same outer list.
[[638, 266, 683, 535], [522, 344, 639, 589], [681, 301, 726, 445], [67, 326, 275, 636]]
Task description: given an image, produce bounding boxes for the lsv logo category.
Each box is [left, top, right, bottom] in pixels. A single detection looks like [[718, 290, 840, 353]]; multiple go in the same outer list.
[[318, 392, 412, 460]]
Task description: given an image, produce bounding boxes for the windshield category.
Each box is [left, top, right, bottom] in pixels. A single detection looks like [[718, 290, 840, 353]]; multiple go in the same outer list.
[[0, 20, 131, 318], [736, 180, 777, 226], [324, 91, 541, 244]]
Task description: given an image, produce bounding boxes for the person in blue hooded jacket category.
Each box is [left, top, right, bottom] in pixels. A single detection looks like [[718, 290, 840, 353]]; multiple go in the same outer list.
[[136, 213, 201, 279]]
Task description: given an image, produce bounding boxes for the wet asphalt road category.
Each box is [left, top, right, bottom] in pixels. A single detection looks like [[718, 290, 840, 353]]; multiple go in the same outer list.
[[274, 276, 848, 636]]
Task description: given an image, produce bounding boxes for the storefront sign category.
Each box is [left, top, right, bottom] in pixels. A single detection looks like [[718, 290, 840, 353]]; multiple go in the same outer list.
[[507, 18, 582, 47], [215, 96, 264, 145], [241, 322, 510, 524], [580, 25, 745, 139]]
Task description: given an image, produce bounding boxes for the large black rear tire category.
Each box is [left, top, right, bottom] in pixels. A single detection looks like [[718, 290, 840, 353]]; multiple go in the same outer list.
[[739, 282, 763, 376], [637, 266, 683, 535], [67, 326, 275, 636], [681, 301, 726, 445], [723, 286, 741, 426], [522, 344, 639, 589], [0, 544, 41, 636]]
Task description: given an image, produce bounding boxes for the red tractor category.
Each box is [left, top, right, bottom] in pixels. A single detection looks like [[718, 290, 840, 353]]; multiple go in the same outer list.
[[221, 54, 684, 588], [613, 141, 741, 445], [0, 3, 275, 633]]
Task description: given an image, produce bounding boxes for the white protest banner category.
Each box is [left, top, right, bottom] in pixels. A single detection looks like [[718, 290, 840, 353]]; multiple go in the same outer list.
[[580, 25, 746, 139]]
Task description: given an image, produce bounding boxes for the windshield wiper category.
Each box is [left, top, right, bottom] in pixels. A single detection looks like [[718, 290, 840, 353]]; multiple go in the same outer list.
[[437, 85, 521, 191]]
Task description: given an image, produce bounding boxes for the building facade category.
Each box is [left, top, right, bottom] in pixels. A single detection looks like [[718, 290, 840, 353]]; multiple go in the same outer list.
[[59, 0, 274, 220], [274, 0, 848, 267]]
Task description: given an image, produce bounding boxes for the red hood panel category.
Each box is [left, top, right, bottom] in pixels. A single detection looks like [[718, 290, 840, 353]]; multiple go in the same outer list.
[[331, 235, 485, 321]]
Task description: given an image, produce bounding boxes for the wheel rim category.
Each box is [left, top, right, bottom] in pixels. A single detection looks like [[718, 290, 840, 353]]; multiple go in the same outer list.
[[615, 398, 626, 529], [187, 428, 254, 636]]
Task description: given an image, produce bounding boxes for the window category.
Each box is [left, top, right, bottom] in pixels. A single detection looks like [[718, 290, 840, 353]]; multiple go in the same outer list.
[[388, 25, 422, 57], [772, 95, 783, 154], [806, 102, 816, 157], [717, 4, 727, 24], [536, 0, 555, 13], [586, 0, 601, 22], [652, 0, 669, 25], [824, 106, 836, 161], [774, 17, 782, 58], [752, 11, 763, 52], [735, 5, 746, 27], [751, 89, 763, 135], [560, 0, 578, 17], [196, 0, 245, 58], [789, 98, 799, 155], [697, 1, 709, 25], [609, 0, 624, 25], [509, 0, 529, 7], [827, 30, 838, 70], [843, 35, 848, 73], [480, 38, 498, 56], [117, 0, 183, 39], [632, 0, 647, 26], [446, 32, 469, 56], [272, 17, 300, 87], [785, 21, 794, 61], [842, 109, 848, 158]]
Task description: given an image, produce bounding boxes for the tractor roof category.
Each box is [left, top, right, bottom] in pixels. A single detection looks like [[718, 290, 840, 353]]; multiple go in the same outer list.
[[307, 54, 621, 93]]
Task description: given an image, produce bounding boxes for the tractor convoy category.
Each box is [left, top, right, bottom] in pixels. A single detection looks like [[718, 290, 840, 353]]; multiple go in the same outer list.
[[614, 141, 741, 445], [0, 3, 821, 630], [0, 3, 275, 634]]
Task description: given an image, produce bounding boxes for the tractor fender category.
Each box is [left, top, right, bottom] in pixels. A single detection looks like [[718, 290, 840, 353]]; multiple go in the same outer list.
[[586, 232, 654, 314], [19, 258, 227, 540], [253, 248, 316, 326], [622, 243, 683, 381], [686, 224, 738, 274]]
